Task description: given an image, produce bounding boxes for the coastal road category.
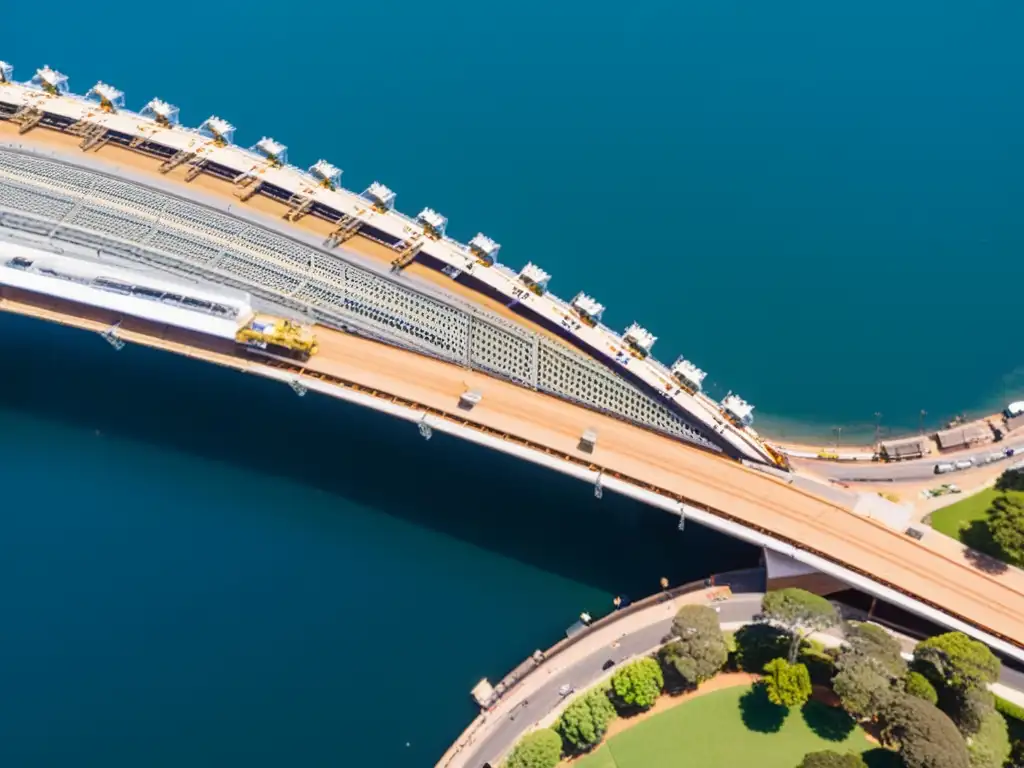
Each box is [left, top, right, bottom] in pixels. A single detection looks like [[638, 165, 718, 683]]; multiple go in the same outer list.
[[459, 594, 1024, 768], [792, 443, 1024, 483], [466, 595, 763, 768]]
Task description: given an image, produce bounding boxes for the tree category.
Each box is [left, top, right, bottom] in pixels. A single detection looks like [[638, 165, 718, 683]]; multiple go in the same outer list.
[[762, 658, 812, 708], [966, 710, 1010, 768], [904, 671, 939, 705], [556, 690, 616, 752], [761, 589, 839, 662], [914, 633, 1000, 693], [664, 604, 728, 683], [996, 468, 1024, 493], [844, 621, 907, 678], [505, 728, 562, 768], [1009, 738, 1024, 768], [733, 622, 790, 672], [949, 689, 995, 737], [833, 657, 895, 720], [610, 658, 663, 711], [881, 694, 970, 768], [987, 493, 1024, 565], [799, 751, 868, 768]]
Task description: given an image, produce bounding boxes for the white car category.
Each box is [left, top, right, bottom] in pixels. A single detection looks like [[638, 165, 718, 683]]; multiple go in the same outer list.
[[954, 459, 974, 471], [935, 463, 955, 474]]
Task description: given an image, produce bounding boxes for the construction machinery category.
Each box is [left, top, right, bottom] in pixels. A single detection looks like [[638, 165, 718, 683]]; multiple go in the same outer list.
[[236, 314, 319, 362]]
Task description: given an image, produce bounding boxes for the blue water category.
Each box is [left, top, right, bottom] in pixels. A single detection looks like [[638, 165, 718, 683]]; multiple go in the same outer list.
[[0, 0, 1022, 762]]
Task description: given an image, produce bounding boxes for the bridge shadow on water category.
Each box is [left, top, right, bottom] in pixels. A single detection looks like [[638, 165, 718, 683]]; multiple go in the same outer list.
[[0, 313, 757, 596]]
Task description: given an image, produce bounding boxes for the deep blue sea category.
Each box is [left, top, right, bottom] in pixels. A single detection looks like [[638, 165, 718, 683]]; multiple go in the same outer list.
[[0, 0, 1023, 763]]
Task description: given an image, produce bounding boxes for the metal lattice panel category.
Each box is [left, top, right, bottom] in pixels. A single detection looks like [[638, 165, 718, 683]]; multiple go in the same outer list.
[[0, 182, 75, 221], [342, 267, 469, 358], [0, 147, 726, 452], [537, 340, 717, 448], [469, 318, 535, 385]]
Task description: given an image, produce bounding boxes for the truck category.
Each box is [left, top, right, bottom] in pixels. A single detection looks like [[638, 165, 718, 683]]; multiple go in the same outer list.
[[235, 314, 319, 362]]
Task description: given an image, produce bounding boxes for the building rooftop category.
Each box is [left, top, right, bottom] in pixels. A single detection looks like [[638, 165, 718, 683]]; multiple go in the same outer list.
[[935, 421, 993, 451], [878, 435, 929, 459]]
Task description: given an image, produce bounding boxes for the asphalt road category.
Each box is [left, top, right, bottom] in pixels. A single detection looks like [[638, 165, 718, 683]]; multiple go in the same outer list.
[[465, 596, 763, 768], [793, 441, 1024, 483], [462, 594, 1024, 768]]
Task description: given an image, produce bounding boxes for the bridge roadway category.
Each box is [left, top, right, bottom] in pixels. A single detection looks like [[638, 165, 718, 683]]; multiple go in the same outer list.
[[3, 284, 1024, 662]]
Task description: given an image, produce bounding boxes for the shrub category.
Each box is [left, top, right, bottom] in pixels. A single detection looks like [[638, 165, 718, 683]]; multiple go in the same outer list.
[[610, 658, 663, 711], [665, 604, 728, 683], [799, 751, 869, 768], [914, 633, 1000, 693], [834, 657, 895, 721], [556, 690, 616, 751], [996, 695, 1024, 724], [905, 671, 939, 705], [881, 694, 969, 768], [762, 658, 812, 708], [967, 710, 1011, 768], [504, 728, 562, 768]]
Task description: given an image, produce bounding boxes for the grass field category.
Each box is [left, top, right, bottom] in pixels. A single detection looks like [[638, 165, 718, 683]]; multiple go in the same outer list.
[[571, 685, 897, 768], [929, 488, 1001, 539]]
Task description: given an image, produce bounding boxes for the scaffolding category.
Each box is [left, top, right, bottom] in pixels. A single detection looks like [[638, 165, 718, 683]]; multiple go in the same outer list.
[[571, 292, 605, 326], [518, 262, 550, 295], [85, 82, 124, 113], [252, 136, 287, 167], [623, 322, 657, 358], [671, 357, 707, 394], [198, 116, 235, 146], [417, 207, 447, 239], [140, 99, 180, 127], [468, 233, 500, 266], [365, 181, 396, 213], [722, 394, 755, 427], [29, 66, 69, 96], [309, 160, 341, 190]]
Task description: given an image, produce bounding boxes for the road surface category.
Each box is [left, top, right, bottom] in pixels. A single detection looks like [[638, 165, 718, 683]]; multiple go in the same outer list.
[[793, 445, 1024, 483]]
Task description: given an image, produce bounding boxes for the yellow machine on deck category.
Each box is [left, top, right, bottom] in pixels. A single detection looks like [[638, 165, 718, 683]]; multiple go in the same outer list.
[[235, 314, 319, 362]]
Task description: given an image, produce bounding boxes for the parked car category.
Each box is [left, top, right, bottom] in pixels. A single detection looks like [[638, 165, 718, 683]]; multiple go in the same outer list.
[[954, 459, 974, 470], [935, 463, 955, 474]]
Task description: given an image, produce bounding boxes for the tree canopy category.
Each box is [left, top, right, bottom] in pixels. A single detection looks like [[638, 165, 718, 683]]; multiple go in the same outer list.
[[966, 710, 1011, 768], [987, 492, 1024, 566], [505, 728, 562, 768], [611, 658, 663, 711], [556, 690, 617, 751], [904, 671, 939, 705], [664, 604, 728, 684], [844, 621, 907, 678], [762, 658, 812, 708], [833, 656, 895, 721], [799, 751, 868, 768], [761, 589, 839, 662], [881, 694, 970, 768], [996, 468, 1024, 493], [914, 632, 1000, 693]]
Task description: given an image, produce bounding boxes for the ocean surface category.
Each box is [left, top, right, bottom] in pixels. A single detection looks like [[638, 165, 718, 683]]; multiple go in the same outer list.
[[0, 0, 1022, 763]]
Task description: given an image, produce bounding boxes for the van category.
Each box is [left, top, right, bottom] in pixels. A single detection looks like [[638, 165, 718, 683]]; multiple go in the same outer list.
[[935, 463, 955, 474], [1006, 401, 1024, 418]]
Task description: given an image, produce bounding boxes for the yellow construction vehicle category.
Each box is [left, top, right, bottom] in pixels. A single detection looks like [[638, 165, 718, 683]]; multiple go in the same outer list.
[[236, 314, 319, 362]]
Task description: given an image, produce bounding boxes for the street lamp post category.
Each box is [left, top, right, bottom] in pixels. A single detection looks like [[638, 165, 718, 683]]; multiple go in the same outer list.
[[919, 409, 927, 435], [874, 412, 883, 445]]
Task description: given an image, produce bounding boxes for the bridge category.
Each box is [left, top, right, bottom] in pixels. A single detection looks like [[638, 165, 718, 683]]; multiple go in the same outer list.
[[1, 67, 1023, 664]]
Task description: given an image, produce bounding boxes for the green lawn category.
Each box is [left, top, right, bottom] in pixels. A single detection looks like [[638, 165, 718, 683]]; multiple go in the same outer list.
[[572, 685, 897, 768], [929, 488, 1002, 539]]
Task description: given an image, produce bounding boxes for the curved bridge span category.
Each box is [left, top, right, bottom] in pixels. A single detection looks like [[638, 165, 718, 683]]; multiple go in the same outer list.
[[0, 128, 1023, 663]]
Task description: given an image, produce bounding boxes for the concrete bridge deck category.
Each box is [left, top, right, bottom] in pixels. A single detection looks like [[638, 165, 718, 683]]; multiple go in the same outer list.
[[2, 283, 1024, 662], [0, 121, 1021, 661]]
